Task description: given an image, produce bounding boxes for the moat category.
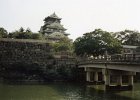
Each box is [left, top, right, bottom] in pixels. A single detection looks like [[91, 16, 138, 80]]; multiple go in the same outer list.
[[0, 82, 140, 100]]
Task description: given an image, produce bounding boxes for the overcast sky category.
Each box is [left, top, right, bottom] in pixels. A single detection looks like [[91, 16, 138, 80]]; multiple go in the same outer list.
[[0, 0, 140, 40]]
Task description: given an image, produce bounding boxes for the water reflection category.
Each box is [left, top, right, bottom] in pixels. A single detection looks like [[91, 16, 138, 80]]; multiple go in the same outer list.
[[0, 82, 140, 100]]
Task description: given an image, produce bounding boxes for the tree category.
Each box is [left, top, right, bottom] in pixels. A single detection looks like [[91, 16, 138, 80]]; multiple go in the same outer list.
[[51, 37, 73, 52], [124, 31, 140, 45], [26, 28, 32, 33], [9, 27, 32, 39], [74, 29, 122, 57], [9, 28, 31, 39], [31, 33, 43, 40], [8, 27, 44, 40], [113, 30, 140, 46], [19, 27, 24, 32], [0, 27, 8, 38]]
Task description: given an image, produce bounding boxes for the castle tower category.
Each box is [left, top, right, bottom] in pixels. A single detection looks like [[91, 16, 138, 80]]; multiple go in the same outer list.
[[40, 13, 69, 41]]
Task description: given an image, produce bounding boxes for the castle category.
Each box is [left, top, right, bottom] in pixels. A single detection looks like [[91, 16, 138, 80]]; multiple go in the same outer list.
[[40, 13, 69, 42]]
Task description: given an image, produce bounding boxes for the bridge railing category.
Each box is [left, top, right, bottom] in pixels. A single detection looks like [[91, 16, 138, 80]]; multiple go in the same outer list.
[[78, 56, 140, 65]]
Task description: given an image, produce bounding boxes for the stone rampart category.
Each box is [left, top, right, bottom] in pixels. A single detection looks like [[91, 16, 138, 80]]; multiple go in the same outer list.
[[0, 38, 53, 67], [0, 38, 80, 81]]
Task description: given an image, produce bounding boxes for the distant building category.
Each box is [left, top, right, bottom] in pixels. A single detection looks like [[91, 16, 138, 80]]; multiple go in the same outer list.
[[40, 12, 70, 42], [111, 45, 140, 60], [122, 45, 138, 54], [122, 45, 140, 60]]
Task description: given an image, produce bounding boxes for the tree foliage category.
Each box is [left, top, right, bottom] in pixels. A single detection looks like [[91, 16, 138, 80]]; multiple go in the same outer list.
[[74, 29, 122, 56], [0, 27, 8, 38], [113, 30, 140, 46], [9, 27, 43, 40], [31, 33, 43, 40], [51, 37, 73, 52]]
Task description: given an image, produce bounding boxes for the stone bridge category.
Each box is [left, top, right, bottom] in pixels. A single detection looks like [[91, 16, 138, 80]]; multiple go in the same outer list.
[[78, 57, 140, 90]]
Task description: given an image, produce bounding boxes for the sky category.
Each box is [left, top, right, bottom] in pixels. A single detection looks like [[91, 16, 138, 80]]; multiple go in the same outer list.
[[0, 0, 140, 40]]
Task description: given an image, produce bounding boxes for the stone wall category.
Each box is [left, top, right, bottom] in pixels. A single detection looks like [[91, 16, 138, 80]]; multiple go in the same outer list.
[[0, 38, 53, 67], [0, 38, 80, 81]]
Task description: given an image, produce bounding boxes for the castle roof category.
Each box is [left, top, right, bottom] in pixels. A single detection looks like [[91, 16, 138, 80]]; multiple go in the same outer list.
[[47, 12, 61, 20], [47, 22, 66, 30], [48, 32, 65, 39]]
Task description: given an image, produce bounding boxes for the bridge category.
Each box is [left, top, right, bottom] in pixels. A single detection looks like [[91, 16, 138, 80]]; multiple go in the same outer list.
[[78, 56, 140, 90]]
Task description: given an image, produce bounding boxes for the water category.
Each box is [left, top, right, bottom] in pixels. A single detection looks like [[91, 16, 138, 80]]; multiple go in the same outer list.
[[0, 82, 140, 100]]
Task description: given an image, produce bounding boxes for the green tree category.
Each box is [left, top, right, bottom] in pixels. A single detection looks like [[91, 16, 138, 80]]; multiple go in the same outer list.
[[26, 27, 32, 33], [51, 37, 73, 52], [19, 27, 24, 32], [9, 27, 32, 39], [113, 30, 140, 46], [9, 27, 44, 40], [31, 33, 43, 40], [74, 29, 122, 57], [124, 30, 140, 45], [0, 27, 8, 38]]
